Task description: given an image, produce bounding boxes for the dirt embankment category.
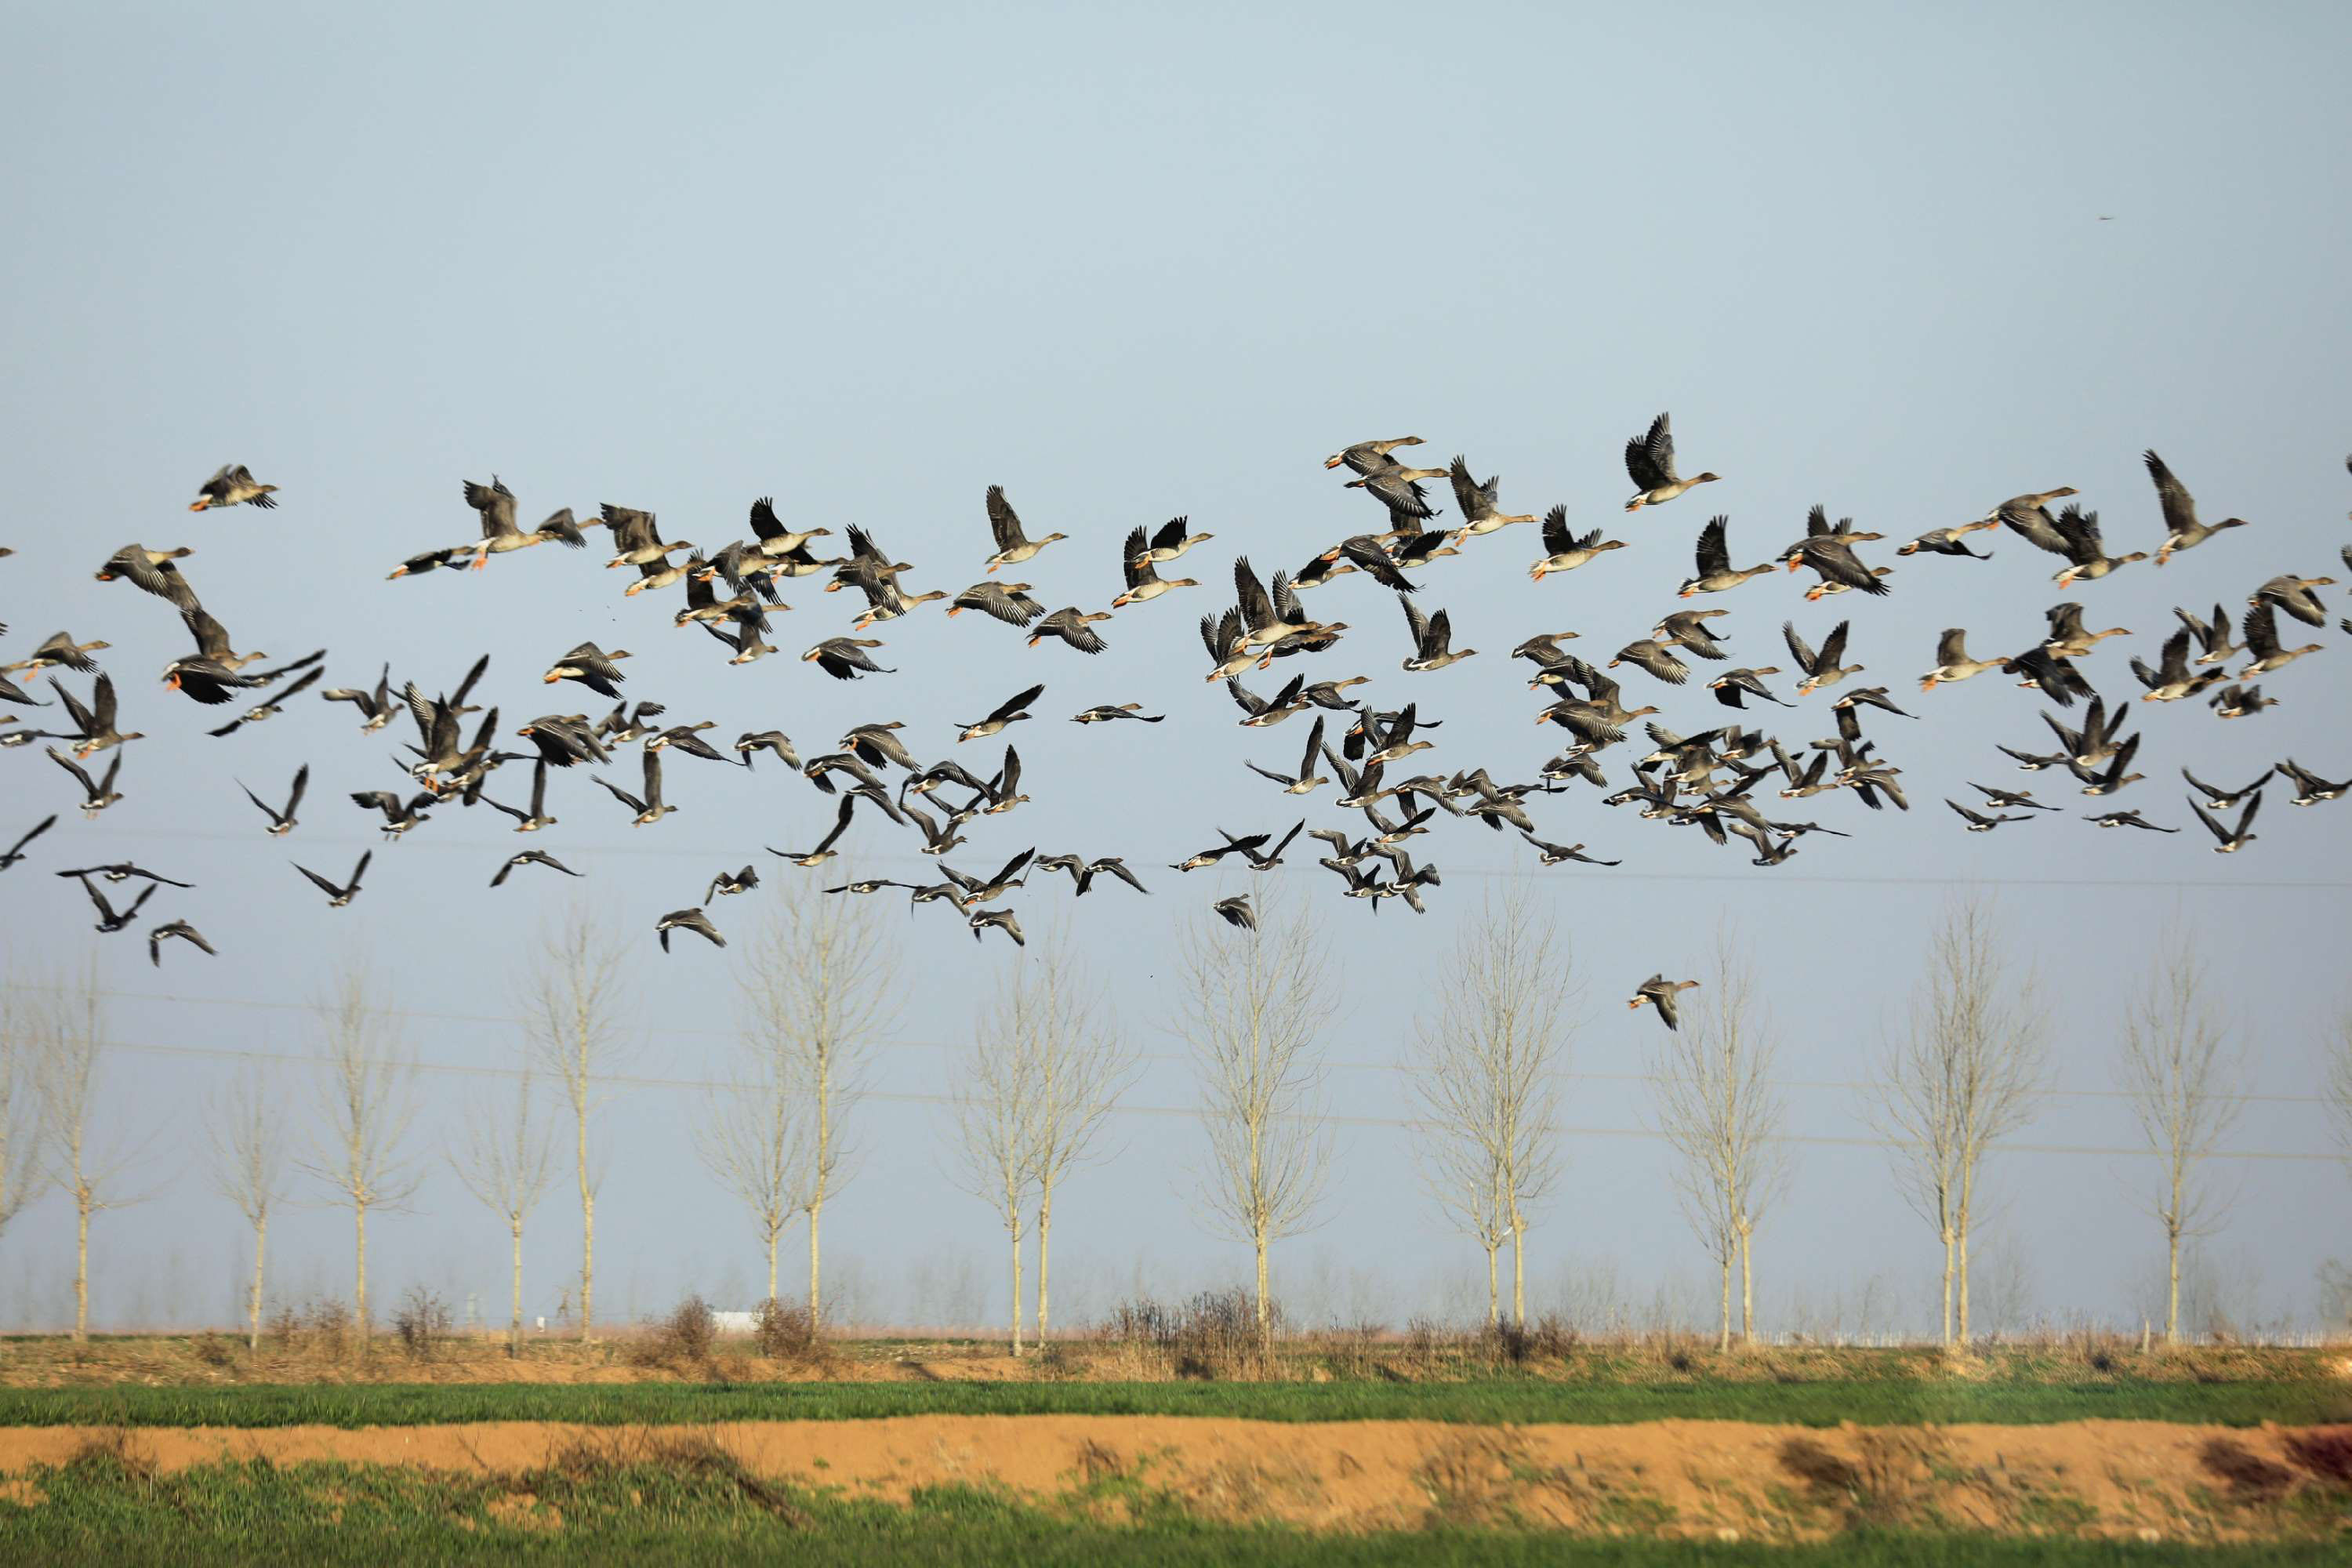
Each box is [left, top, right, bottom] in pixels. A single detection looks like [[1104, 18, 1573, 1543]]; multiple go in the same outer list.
[[3, 1417, 2347, 1540]]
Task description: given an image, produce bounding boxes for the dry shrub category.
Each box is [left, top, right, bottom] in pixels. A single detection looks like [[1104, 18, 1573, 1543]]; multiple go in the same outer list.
[[1309, 1319, 1386, 1379], [2200, 1437, 2294, 1504], [1527, 1312, 1577, 1362], [191, 1332, 236, 1369], [67, 1430, 158, 1484], [1101, 1289, 1280, 1380], [630, 1294, 718, 1369], [1030, 1338, 1085, 1380], [393, 1287, 452, 1360], [1777, 1431, 1945, 1527], [2282, 1428, 2352, 1490], [532, 1428, 809, 1524], [752, 1297, 822, 1363]]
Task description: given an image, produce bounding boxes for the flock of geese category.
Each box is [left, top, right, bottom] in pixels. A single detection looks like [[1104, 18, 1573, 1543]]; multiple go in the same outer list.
[[2, 441, 2347, 1029]]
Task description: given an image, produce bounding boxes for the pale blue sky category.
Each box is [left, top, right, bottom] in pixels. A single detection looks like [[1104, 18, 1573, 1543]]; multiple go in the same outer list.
[[2, 2, 2348, 1337]]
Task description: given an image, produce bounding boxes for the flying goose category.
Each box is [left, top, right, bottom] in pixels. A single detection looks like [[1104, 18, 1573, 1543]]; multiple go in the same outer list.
[[1785, 529, 1891, 600], [2189, 791, 2261, 852], [2208, 684, 2278, 719], [967, 907, 1025, 946], [1896, 521, 1997, 558], [2086, 808, 2177, 831], [949, 580, 1047, 626], [2174, 604, 2241, 666], [1245, 715, 1330, 795], [1985, 488, 2079, 554], [2129, 629, 2222, 702], [2180, 766, 2271, 809], [804, 638, 895, 680], [2002, 647, 2094, 707], [490, 849, 579, 887], [1210, 895, 1257, 931], [46, 746, 123, 815], [79, 874, 155, 932], [461, 477, 588, 568], [95, 544, 200, 607], [983, 486, 1068, 572], [1127, 515, 1214, 565], [767, 791, 869, 865], [1028, 607, 1112, 654], [294, 850, 372, 907], [544, 642, 630, 696], [601, 503, 695, 570], [2275, 759, 2349, 806], [2048, 504, 2147, 586], [706, 864, 761, 900], [207, 666, 323, 736], [1527, 506, 1626, 580], [2042, 602, 2129, 659], [735, 731, 803, 768], [1947, 800, 2034, 832], [1628, 975, 1700, 1030], [1709, 667, 1794, 708], [1609, 638, 1689, 686], [656, 908, 725, 951], [321, 665, 396, 731], [350, 788, 436, 837], [238, 764, 309, 835], [1678, 517, 1774, 597], [2249, 573, 2334, 627], [2238, 602, 2322, 678], [189, 463, 278, 511], [1623, 413, 1719, 512], [1325, 436, 1424, 473], [1783, 619, 1857, 695], [1112, 523, 1200, 607], [1446, 456, 1538, 543], [481, 757, 558, 831], [1399, 594, 1475, 671], [959, 682, 1044, 742], [147, 920, 216, 966], [946, 848, 1036, 907], [1969, 782, 2056, 811], [1070, 702, 1164, 724], [1919, 629, 2009, 692], [1519, 832, 1620, 866], [1, 814, 57, 870], [2143, 450, 2249, 565], [1, 631, 110, 681], [1343, 455, 1447, 520], [593, 748, 674, 825]]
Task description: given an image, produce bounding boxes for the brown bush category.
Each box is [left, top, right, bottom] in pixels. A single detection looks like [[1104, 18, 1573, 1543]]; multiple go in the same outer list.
[[752, 1297, 821, 1363], [630, 1294, 719, 1369], [392, 1287, 452, 1360], [1100, 1288, 1280, 1380], [191, 1332, 236, 1368]]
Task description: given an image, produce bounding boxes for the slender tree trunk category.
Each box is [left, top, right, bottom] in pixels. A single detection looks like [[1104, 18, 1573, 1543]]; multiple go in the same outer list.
[[249, 1216, 268, 1352], [354, 1202, 370, 1355], [509, 1221, 524, 1359], [1955, 1214, 1971, 1343], [1718, 1252, 1733, 1352], [1511, 1218, 1526, 1327], [575, 1116, 594, 1342], [1738, 1223, 1755, 1346], [1484, 1242, 1500, 1327], [1035, 1192, 1053, 1344], [2166, 1222, 2181, 1346], [765, 1229, 779, 1305], [1009, 1221, 1025, 1358], [74, 1194, 91, 1344], [808, 1197, 823, 1330], [1939, 1225, 1955, 1347], [1254, 1224, 1270, 1341]]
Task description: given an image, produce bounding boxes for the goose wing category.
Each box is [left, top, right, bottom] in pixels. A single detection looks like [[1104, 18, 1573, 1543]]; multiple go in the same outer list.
[[464, 477, 520, 539], [1538, 504, 1573, 555], [1626, 413, 1676, 489], [1693, 515, 1730, 577], [2142, 450, 2198, 535], [984, 485, 1027, 551]]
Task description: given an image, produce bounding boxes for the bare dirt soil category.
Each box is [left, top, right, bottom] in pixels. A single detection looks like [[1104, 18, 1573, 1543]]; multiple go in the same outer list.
[[1, 1416, 2343, 1540]]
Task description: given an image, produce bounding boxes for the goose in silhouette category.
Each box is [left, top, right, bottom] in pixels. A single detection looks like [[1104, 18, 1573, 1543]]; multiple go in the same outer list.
[[238, 764, 309, 835], [1628, 975, 1700, 1030], [1969, 783, 2056, 812], [96, 544, 200, 607], [1446, 456, 1538, 544], [2086, 808, 2176, 832], [1520, 833, 1620, 866], [1343, 454, 1447, 520], [967, 906, 1025, 946], [706, 864, 761, 901], [2249, 573, 2334, 627], [1245, 715, 1330, 794], [46, 748, 123, 816], [207, 665, 323, 736], [2275, 759, 2349, 805], [459, 477, 589, 568], [1325, 436, 1424, 473], [593, 749, 673, 825], [1896, 522, 1997, 558], [1028, 607, 1112, 654], [1, 631, 109, 681], [1623, 412, 1719, 512], [1070, 702, 1164, 724], [2173, 604, 2241, 666], [2042, 602, 2130, 660], [1784, 619, 1858, 695], [982, 486, 1067, 572], [804, 638, 895, 680], [2189, 792, 2261, 852], [1, 814, 56, 870], [1610, 638, 1689, 686], [949, 580, 1046, 626], [1528, 506, 1627, 580], [1947, 800, 2034, 832], [601, 504, 695, 571], [543, 642, 630, 696], [294, 850, 372, 907], [1678, 517, 1774, 597], [491, 849, 579, 887], [1127, 515, 1215, 566], [52, 673, 140, 760], [2180, 767, 2271, 809], [148, 920, 216, 966], [1210, 895, 1257, 931], [78, 874, 155, 932], [1984, 488, 2078, 554], [189, 463, 277, 511], [2047, 504, 2147, 587], [2208, 684, 2278, 719], [321, 665, 397, 731], [1710, 666, 1794, 708], [482, 758, 558, 831], [656, 908, 725, 950], [351, 788, 436, 837]]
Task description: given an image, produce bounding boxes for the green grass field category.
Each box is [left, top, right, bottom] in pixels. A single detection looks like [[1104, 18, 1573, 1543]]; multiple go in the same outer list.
[[0, 1375, 2338, 1429], [0, 1451, 2339, 1568]]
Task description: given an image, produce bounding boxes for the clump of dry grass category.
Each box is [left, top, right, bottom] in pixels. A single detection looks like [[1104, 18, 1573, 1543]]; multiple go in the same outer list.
[[751, 1298, 823, 1365], [629, 1295, 719, 1371], [1101, 1289, 1283, 1381]]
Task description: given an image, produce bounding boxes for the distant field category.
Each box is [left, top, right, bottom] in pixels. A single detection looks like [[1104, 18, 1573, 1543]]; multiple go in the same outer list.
[[0, 1375, 2340, 1429]]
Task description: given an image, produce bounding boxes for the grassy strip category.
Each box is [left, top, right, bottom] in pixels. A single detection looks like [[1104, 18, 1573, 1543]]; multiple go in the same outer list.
[[0, 1377, 2338, 1429], [0, 1453, 2335, 1568]]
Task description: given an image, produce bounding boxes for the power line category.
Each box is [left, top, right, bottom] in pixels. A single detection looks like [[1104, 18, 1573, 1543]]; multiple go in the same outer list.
[[2, 979, 2333, 1109], [60, 1031, 2349, 1167]]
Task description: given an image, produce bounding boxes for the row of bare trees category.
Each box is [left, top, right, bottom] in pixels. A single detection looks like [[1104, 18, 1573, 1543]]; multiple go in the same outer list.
[[0, 893, 2342, 1347]]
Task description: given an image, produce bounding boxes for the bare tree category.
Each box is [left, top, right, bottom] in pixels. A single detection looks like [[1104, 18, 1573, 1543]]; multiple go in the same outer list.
[[2115, 937, 2242, 1345], [0, 993, 40, 1250], [1409, 887, 1571, 1327], [1023, 944, 1131, 1343], [33, 971, 154, 1341], [1650, 931, 1787, 1349], [949, 984, 1037, 1356], [522, 911, 634, 1341], [742, 879, 898, 1330], [1176, 887, 1334, 1336], [1867, 897, 2047, 1345], [296, 969, 422, 1348], [449, 1057, 557, 1357], [205, 1066, 291, 1352], [694, 1031, 808, 1305]]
